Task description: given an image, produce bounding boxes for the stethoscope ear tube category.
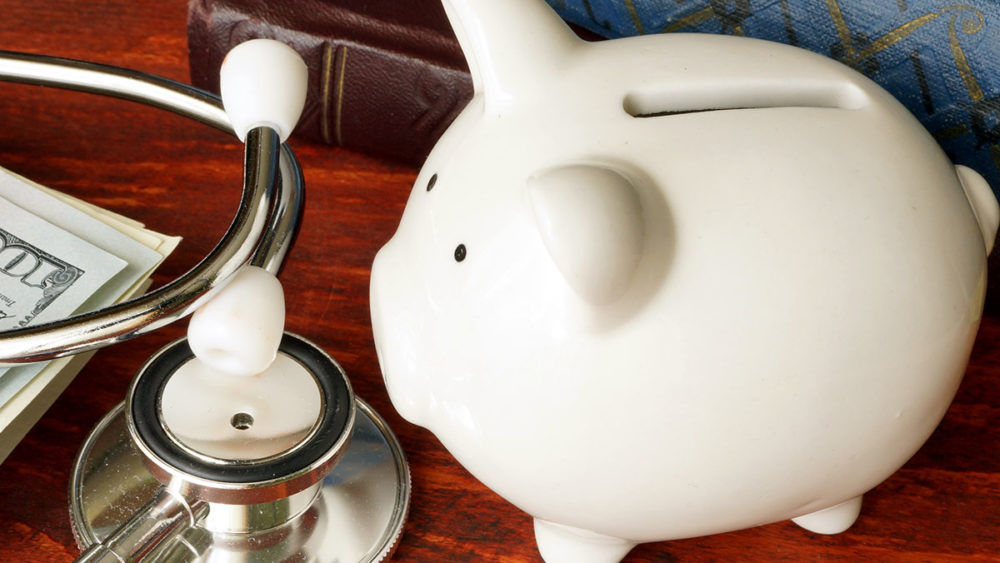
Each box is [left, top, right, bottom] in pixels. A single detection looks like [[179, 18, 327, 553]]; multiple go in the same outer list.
[[0, 50, 304, 364]]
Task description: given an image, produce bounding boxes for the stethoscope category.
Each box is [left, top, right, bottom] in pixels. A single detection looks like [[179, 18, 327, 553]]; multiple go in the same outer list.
[[0, 40, 409, 562]]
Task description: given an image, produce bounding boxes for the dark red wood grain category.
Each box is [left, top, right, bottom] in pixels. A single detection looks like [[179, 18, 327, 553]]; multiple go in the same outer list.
[[0, 2, 997, 561]]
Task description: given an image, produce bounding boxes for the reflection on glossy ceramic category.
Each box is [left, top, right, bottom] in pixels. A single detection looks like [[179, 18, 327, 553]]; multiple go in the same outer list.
[[369, 1, 999, 561]]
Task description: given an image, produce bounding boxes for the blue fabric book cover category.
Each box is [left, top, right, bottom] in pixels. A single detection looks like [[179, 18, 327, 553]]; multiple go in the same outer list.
[[546, 0, 1000, 194]]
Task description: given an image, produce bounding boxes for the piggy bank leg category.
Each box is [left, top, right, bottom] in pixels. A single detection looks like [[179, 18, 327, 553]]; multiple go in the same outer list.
[[791, 495, 863, 535], [534, 518, 637, 563]]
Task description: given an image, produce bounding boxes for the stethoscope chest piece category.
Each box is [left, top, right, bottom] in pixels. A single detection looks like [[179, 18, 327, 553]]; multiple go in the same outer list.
[[69, 333, 409, 562], [0, 40, 410, 562]]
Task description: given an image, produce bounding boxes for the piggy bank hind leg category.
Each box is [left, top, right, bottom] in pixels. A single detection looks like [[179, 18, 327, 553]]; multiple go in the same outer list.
[[534, 519, 638, 563], [791, 495, 863, 535]]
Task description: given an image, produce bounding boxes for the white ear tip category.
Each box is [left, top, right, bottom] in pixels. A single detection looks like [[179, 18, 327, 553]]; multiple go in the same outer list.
[[220, 39, 308, 143], [188, 266, 286, 376]]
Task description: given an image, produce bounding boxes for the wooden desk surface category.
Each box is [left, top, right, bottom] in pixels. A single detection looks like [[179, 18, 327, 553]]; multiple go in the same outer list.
[[0, 1, 997, 561]]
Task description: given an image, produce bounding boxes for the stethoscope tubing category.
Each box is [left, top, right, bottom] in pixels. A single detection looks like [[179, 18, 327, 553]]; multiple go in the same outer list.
[[0, 50, 303, 364]]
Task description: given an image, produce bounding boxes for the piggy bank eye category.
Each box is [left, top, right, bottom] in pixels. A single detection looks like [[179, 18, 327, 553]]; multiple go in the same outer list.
[[426, 173, 438, 192], [454, 244, 467, 262]]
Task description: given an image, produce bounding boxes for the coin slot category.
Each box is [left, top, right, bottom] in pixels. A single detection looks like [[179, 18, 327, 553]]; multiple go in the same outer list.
[[623, 81, 867, 118]]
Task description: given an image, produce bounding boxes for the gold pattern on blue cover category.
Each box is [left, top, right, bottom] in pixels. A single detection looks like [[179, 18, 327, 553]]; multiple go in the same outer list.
[[547, 0, 1000, 195]]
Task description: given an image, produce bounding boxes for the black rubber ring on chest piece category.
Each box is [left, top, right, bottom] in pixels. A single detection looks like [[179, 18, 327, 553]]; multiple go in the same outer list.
[[129, 333, 352, 484]]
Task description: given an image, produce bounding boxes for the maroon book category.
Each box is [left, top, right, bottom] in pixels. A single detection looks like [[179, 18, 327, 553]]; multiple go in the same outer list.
[[187, 0, 474, 164]]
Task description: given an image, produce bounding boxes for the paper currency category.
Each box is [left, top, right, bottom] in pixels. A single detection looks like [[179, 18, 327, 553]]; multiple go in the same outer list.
[[0, 168, 170, 310], [0, 196, 126, 331], [0, 168, 180, 463], [0, 169, 179, 405]]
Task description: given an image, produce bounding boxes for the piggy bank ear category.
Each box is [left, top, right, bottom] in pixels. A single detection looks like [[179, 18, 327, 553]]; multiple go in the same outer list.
[[528, 165, 645, 305], [956, 164, 1000, 255], [441, 0, 578, 109]]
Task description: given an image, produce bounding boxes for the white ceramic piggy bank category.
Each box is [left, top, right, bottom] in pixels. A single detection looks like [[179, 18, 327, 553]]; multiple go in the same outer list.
[[369, 1, 1000, 561]]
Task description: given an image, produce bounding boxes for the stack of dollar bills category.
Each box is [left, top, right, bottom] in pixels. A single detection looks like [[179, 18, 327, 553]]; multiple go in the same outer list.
[[0, 167, 180, 463]]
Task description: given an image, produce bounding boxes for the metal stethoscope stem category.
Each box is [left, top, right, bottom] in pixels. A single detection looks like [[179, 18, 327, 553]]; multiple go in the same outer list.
[[0, 49, 303, 364]]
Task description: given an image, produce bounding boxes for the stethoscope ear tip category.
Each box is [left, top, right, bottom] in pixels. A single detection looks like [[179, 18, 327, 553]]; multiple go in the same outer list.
[[220, 38, 308, 143], [187, 265, 285, 377]]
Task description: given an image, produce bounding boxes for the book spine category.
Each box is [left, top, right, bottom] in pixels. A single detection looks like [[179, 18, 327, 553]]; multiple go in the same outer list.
[[187, 0, 474, 165]]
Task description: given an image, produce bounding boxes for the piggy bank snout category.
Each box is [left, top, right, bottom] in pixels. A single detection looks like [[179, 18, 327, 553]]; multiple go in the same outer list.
[[370, 244, 433, 425]]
